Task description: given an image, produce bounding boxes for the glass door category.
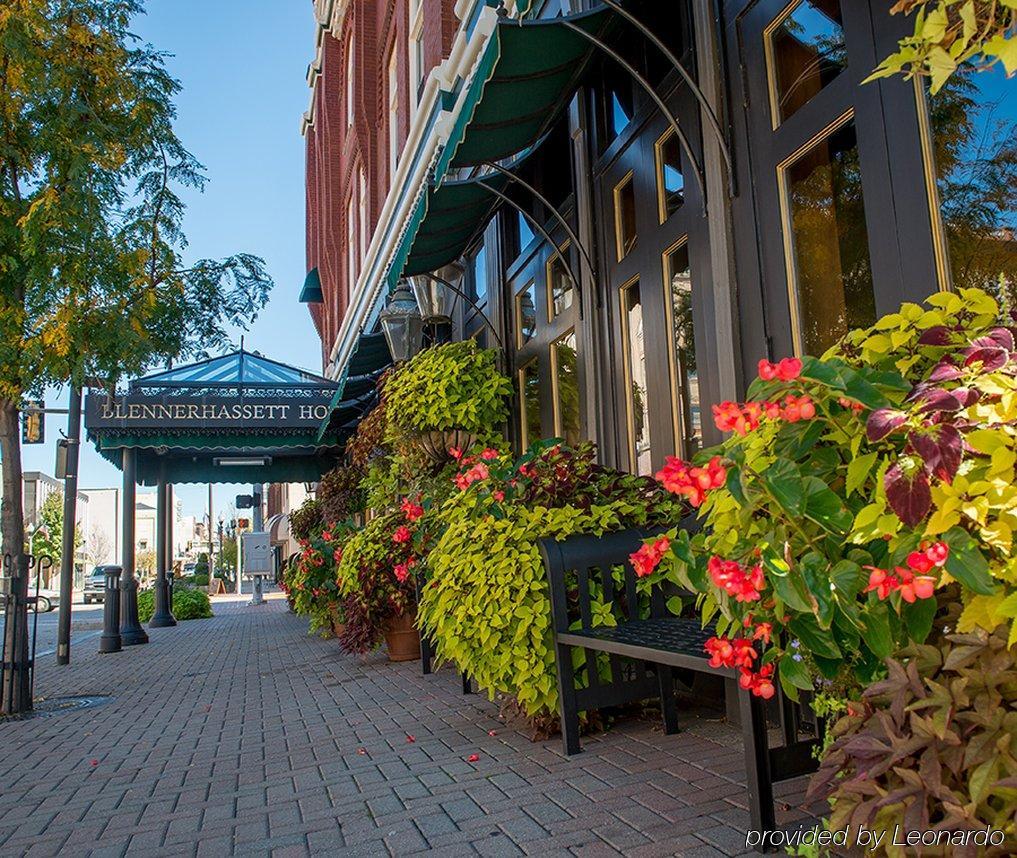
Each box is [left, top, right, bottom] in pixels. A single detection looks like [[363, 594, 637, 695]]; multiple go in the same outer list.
[[736, 0, 939, 357], [596, 89, 707, 475]]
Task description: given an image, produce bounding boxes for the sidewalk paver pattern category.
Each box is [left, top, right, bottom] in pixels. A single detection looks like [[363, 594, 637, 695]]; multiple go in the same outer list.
[[0, 595, 810, 856]]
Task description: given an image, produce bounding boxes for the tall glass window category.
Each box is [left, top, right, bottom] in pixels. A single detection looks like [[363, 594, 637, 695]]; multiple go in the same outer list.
[[552, 331, 580, 446], [664, 241, 701, 456], [546, 245, 574, 320], [518, 212, 535, 253], [519, 360, 541, 449], [620, 280, 652, 475], [780, 117, 875, 355], [614, 173, 637, 260], [469, 245, 487, 308], [655, 130, 685, 222], [515, 281, 537, 348], [765, 0, 846, 126], [926, 64, 1017, 297]]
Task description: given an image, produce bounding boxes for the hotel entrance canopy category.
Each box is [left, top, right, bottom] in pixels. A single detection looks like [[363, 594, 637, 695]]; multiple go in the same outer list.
[[84, 349, 348, 485]]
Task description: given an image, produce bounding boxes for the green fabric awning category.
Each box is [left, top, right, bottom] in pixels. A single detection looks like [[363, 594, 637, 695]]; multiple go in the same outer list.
[[434, 7, 610, 177], [391, 6, 610, 284], [316, 330, 392, 442], [402, 173, 509, 277], [95, 432, 339, 485], [299, 268, 323, 303]]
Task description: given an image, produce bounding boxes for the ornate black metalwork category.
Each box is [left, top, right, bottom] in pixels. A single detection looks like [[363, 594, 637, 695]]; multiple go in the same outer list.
[[474, 179, 585, 317], [559, 20, 708, 215], [596, 0, 735, 196], [479, 160, 597, 279]]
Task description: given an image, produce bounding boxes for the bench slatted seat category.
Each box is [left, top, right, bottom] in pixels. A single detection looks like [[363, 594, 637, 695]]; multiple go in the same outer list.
[[539, 526, 821, 844]]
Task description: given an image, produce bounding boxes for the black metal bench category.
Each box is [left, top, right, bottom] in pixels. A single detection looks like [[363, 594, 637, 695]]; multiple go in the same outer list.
[[539, 526, 821, 841], [415, 571, 473, 695]]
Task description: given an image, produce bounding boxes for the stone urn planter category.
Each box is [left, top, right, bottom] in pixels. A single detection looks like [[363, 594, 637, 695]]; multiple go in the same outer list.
[[414, 428, 477, 464], [383, 612, 421, 662]]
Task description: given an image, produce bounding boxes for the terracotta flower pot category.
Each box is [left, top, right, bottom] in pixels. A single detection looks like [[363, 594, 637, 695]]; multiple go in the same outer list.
[[384, 612, 421, 662]]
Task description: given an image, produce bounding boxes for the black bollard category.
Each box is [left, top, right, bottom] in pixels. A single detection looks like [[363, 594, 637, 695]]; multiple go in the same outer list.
[[150, 572, 176, 628], [98, 566, 123, 654], [119, 569, 149, 646]]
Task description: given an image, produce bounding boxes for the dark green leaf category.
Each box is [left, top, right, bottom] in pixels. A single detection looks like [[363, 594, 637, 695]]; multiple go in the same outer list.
[[803, 477, 852, 534], [789, 614, 842, 659], [943, 526, 997, 595], [725, 466, 746, 506], [762, 548, 818, 616], [862, 601, 893, 659], [830, 559, 866, 602], [761, 458, 805, 516], [903, 596, 937, 644], [779, 653, 812, 699]]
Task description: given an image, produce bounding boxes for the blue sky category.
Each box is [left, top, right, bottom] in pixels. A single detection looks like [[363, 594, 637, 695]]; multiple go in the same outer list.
[[21, 0, 319, 519]]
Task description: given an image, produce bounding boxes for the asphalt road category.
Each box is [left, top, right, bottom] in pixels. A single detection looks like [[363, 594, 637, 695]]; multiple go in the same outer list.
[[25, 600, 106, 662]]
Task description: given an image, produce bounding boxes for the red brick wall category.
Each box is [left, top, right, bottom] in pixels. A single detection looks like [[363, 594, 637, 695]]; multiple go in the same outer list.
[[304, 0, 458, 373]]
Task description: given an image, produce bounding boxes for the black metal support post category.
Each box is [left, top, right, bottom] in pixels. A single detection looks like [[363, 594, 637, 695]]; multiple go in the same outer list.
[[98, 566, 122, 653], [119, 448, 148, 646], [1, 553, 32, 714], [56, 387, 82, 665], [150, 473, 176, 627]]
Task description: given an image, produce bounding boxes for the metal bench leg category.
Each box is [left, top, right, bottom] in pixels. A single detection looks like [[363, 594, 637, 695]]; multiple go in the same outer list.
[[737, 682, 776, 850], [656, 665, 680, 735], [461, 672, 473, 695], [420, 632, 433, 675], [555, 643, 582, 756]]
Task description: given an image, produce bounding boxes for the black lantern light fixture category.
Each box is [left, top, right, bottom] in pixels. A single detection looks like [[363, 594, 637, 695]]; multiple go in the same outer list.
[[379, 279, 425, 362], [408, 262, 463, 325]]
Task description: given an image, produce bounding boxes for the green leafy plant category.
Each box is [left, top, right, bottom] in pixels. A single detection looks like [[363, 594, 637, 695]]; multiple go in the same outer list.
[[285, 522, 355, 638], [335, 511, 418, 653], [871, 1, 1016, 92], [641, 287, 1014, 703], [289, 498, 323, 542], [317, 465, 366, 523], [808, 619, 1017, 855], [192, 574, 209, 587], [382, 341, 511, 436], [418, 442, 685, 722], [137, 588, 212, 623]]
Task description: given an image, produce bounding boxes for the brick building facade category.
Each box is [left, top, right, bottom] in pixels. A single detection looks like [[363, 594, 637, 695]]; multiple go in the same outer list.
[[303, 0, 458, 370]]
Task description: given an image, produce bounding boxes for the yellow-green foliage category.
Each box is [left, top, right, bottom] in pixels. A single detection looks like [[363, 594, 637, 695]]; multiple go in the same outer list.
[[832, 289, 1017, 642], [383, 341, 511, 435], [420, 501, 637, 719], [870, 1, 1016, 92]]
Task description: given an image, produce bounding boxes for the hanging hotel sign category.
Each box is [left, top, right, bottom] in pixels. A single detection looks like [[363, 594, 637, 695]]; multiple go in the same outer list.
[[84, 392, 336, 431]]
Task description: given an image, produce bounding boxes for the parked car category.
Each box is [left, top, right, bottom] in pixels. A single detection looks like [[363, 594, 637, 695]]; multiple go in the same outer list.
[[181, 562, 197, 577], [29, 586, 59, 613], [83, 566, 114, 604]]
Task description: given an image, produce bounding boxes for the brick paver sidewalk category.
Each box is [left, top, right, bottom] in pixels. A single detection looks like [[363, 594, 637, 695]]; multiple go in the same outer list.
[[0, 595, 811, 857]]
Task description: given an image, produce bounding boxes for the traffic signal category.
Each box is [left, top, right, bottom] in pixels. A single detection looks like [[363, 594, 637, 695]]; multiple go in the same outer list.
[[237, 518, 251, 530], [22, 400, 44, 444]]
